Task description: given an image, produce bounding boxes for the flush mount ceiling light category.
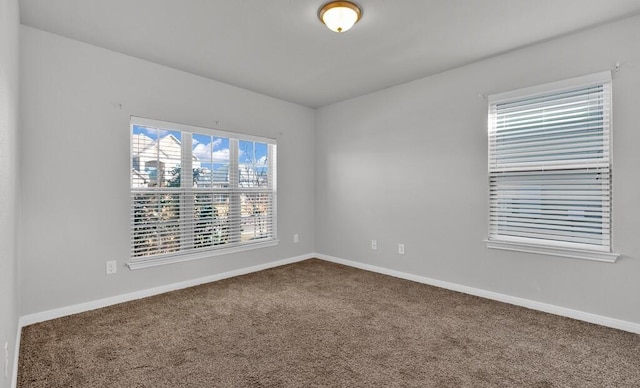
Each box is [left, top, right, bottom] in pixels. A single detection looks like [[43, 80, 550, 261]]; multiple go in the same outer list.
[[318, 1, 362, 33]]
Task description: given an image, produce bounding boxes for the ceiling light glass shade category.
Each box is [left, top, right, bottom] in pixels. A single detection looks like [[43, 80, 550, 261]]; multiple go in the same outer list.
[[319, 1, 362, 33]]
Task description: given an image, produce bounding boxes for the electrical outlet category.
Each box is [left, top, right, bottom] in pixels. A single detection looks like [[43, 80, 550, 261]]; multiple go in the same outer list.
[[106, 260, 117, 275], [398, 244, 405, 255], [371, 240, 377, 250], [293, 234, 299, 243]]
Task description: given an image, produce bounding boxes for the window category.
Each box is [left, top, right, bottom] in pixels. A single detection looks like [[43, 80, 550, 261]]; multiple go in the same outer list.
[[486, 72, 618, 262], [129, 117, 277, 269]]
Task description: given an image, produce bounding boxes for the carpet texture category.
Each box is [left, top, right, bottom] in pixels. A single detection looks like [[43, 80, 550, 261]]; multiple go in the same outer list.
[[18, 259, 640, 387]]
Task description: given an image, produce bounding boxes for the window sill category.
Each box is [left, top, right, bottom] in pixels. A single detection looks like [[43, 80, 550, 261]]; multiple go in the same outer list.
[[127, 239, 280, 270], [485, 239, 619, 263]]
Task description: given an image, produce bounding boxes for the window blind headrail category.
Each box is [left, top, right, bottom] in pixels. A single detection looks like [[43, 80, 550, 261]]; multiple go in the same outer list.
[[492, 88, 609, 116], [491, 99, 610, 128], [487, 71, 611, 104]]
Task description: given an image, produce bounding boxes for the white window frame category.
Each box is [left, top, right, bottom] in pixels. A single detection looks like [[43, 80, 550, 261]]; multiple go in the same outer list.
[[128, 117, 278, 269], [485, 72, 619, 263]]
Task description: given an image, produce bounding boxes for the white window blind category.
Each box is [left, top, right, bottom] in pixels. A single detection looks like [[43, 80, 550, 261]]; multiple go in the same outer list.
[[487, 72, 618, 262], [129, 117, 277, 269]]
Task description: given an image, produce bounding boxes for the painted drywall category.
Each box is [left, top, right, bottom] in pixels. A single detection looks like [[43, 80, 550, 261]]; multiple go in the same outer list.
[[315, 14, 640, 324], [0, 0, 20, 386], [19, 26, 315, 315]]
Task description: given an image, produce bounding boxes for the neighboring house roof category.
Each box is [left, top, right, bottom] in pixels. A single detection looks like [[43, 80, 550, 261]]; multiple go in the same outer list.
[[133, 133, 199, 162]]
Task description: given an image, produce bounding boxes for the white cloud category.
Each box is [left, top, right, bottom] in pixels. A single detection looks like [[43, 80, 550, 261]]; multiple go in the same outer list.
[[137, 127, 169, 138], [193, 142, 230, 162], [192, 143, 210, 159], [211, 138, 223, 149], [211, 149, 230, 162]]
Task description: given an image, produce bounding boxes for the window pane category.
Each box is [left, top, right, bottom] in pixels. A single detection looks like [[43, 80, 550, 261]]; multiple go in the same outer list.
[[159, 131, 182, 187], [239, 140, 269, 187], [131, 126, 182, 188], [131, 192, 181, 257], [193, 133, 230, 188], [194, 193, 231, 248], [240, 192, 272, 242]]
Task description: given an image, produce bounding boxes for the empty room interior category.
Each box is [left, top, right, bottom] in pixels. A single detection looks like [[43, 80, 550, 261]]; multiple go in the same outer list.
[[2, 0, 640, 386]]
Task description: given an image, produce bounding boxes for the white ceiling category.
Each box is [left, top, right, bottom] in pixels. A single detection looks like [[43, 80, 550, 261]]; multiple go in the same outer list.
[[19, 0, 640, 108]]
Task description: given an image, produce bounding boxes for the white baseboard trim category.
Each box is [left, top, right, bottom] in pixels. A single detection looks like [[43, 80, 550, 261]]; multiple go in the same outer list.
[[315, 253, 640, 334], [11, 322, 21, 388], [19, 253, 313, 327]]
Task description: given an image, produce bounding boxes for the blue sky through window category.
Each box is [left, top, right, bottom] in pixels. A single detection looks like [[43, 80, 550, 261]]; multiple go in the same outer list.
[[133, 125, 181, 142], [133, 125, 268, 164], [133, 125, 269, 187], [193, 133, 230, 184]]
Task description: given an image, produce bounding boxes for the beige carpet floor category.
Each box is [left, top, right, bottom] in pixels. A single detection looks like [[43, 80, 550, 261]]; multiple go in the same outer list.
[[18, 259, 640, 387]]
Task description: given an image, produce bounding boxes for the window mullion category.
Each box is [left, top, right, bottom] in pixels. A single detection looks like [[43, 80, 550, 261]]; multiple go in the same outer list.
[[181, 132, 194, 251], [268, 144, 277, 241], [229, 139, 241, 244]]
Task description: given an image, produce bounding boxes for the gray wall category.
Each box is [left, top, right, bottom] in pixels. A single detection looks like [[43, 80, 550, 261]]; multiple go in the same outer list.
[[0, 0, 20, 386], [315, 15, 640, 324], [17, 11, 640, 328], [20, 26, 315, 315]]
